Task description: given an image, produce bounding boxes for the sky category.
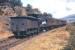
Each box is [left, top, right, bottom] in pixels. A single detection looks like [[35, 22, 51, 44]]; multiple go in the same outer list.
[[21, 0, 75, 18]]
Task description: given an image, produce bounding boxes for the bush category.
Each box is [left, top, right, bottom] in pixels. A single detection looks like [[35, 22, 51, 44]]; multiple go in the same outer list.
[[10, 0, 22, 6], [0, 0, 22, 6], [63, 23, 75, 50], [72, 22, 75, 26], [0, 9, 4, 15]]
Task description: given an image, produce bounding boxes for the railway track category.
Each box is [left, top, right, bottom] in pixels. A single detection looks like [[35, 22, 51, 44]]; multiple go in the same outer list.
[[0, 36, 34, 50], [0, 26, 65, 50]]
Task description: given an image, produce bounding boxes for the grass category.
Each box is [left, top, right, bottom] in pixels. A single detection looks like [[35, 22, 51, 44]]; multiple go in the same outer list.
[[63, 22, 75, 50], [9, 27, 69, 50]]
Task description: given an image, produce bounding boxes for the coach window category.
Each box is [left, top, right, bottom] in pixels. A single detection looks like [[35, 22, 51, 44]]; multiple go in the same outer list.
[[22, 23, 24, 25], [16, 26, 19, 31], [12, 23, 14, 25]]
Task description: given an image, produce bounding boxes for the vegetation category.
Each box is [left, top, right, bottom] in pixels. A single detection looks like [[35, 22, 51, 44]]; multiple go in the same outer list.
[[0, 0, 8, 3], [63, 22, 75, 50], [9, 27, 69, 50], [0, 0, 22, 6], [0, 9, 4, 15], [10, 0, 22, 6]]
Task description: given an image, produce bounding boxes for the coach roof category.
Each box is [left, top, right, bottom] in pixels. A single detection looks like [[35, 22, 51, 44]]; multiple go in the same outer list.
[[10, 16, 39, 20]]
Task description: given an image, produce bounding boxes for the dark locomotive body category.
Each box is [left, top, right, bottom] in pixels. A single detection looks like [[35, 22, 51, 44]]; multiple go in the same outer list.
[[10, 16, 66, 38], [36, 14, 66, 32], [39, 18, 66, 32]]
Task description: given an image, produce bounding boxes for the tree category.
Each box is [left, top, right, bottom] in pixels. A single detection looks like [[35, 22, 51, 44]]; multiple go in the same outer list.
[[0, 0, 8, 3], [10, 0, 22, 6], [0, 0, 22, 6]]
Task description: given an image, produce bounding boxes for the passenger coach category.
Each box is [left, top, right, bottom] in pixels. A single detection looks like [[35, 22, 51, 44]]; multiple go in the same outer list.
[[10, 16, 39, 38]]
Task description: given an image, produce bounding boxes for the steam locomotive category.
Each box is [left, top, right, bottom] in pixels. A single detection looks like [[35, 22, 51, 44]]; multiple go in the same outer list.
[[10, 16, 66, 38]]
